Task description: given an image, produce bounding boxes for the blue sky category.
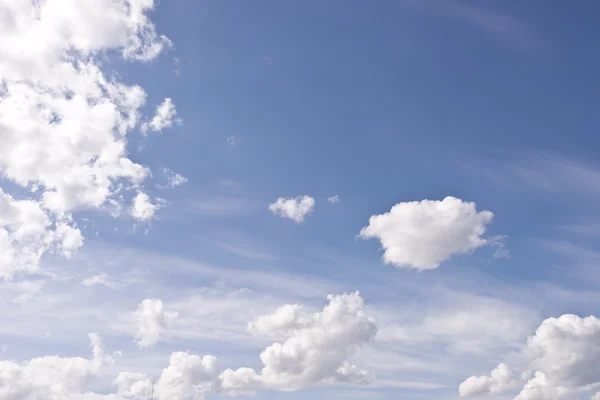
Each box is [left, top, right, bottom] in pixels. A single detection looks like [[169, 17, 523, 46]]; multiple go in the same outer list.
[[2, 1, 600, 400]]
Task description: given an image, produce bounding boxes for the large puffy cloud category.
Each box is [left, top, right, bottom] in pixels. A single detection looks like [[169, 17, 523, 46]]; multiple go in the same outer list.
[[268, 195, 315, 223], [131, 298, 178, 348], [0, 0, 176, 278], [459, 364, 518, 397], [116, 353, 219, 400], [460, 314, 600, 399], [118, 292, 378, 399], [359, 196, 495, 270], [0, 333, 114, 400], [221, 292, 378, 393]]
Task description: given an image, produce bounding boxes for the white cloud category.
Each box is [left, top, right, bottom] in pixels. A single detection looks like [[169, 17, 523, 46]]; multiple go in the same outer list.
[[111, 292, 378, 399], [160, 168, 188, 188], [227, 135, 237, 147], [221, 292, 377, 393], [514, 371, 571, 400], [0, 0, 173, 278], [359, 196, 495, 270], [130, 192, 165, 222], [132, 298, 178, 348], [81, 273, 117, 289], [378, 294, 537, 355], [328, 195, 340, 204], [268, 195, 315, 223], [0, 187, 83, 278], [141, 98, 180, 134], [459, 363, 518, 397], [118, 352, 219, 400], [248, 303, 305, 337], [460, 313, 600, 399], [0, 333, 112, 400]]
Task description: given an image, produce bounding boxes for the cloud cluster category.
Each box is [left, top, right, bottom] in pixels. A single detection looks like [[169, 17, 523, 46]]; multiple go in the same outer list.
[[459, 313, 600, 399], [268, 195, 315, 223], [118, 292, 377, 399], [132, 298, 178, 348], [0, 0, 176, 278], [359, 196, 495, 270], [0, 333, 112, 400]]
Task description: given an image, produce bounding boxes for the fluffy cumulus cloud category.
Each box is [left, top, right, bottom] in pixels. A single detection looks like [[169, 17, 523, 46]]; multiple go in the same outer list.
[[221, 292, 377, 393], [117, 292, 377, 399], [116, 352, 220, 400], [0, 0, 177, 278], [132, 298, 178, 348], [459, 364, 518, 397], [141, 98, 180, 134], [0, 333, 113, 400], [130, 192, 165, 222], [359, 196, 495, 270], [268, 195, 315, 223], [460, 314, 600, 399]]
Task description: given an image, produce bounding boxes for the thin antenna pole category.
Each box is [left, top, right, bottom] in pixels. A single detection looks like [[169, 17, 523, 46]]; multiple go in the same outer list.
[[150, 373, 155, 400]]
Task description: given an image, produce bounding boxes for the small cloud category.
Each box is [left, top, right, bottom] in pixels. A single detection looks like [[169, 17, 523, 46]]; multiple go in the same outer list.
[[159, 168, 188, 189], [269, 195, 315, 223], [173, 57, 181, 76], [81, 273, 118, 289], [488, 235, 510, 259], [262, 55, 273, 65], [227, 135, 237, 147], [141, 98, 181, 134], [328, 195, 340, 204], [130, 192, 167, 222]]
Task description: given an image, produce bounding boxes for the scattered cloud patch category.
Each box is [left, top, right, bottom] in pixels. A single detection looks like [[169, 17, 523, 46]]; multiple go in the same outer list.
[[130, 192, 166, 222], [269, 195, 315, 223], [142, 98, 180, 134], [81, 273, 117, 289], [160, 168, 188, 189], [227, 135, 238, 147], [132, 298, 178, 348], [359, 196, 495, 270], [328, 195, 340, 204]]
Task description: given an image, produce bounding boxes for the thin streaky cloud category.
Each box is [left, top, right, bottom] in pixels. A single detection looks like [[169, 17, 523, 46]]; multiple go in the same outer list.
[[404, 0, 545, 51]]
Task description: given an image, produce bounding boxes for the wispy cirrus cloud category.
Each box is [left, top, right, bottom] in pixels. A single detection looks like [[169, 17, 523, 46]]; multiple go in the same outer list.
[[404, 0, 545, 51]]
